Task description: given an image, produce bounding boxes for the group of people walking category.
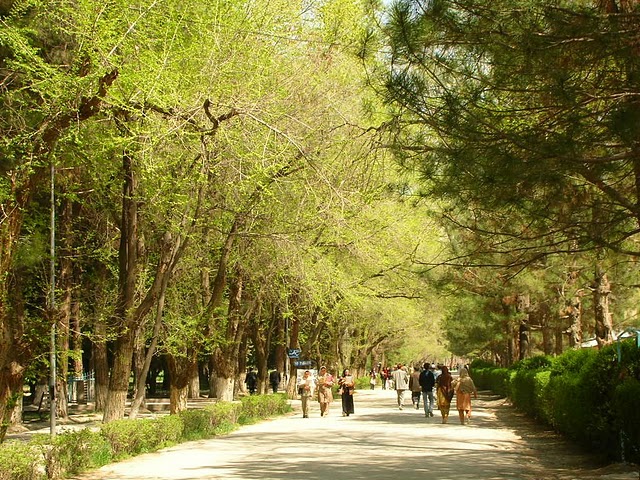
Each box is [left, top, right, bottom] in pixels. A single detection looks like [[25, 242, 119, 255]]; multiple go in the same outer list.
[[298, 366, 355, 418], [298, 363, 478, 424]]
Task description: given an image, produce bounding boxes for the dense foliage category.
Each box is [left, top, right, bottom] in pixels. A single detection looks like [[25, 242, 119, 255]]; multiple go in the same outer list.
[[472, 338, 640, 463]]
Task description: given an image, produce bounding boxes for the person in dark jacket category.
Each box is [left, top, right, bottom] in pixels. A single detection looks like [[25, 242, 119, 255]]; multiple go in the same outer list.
[[245, 367, 258, 395], [419, 363, 436, 418], [269, 370, 281, 393]]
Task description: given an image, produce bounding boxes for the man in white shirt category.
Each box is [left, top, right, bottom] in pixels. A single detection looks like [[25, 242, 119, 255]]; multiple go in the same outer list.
[[391, 364, 409, 410]]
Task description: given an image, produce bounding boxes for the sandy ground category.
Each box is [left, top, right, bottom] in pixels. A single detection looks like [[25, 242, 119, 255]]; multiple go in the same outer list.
[[56, 388, 640, 480]]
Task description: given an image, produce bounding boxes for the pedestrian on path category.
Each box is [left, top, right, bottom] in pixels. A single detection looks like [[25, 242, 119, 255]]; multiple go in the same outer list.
[[338, 369, 355, 416], [436, 365, 454, 424], [316, 366, 335, 417], [269, 370, 281, 393], [245, 367, 258, 395], [381, 367, 390, 390], [453, 367, 478, 424], [409, 365, 422, 410], [369, 370, 377, 390], [419, 363, 436, 417], [391, 364, 409, 410], [297, 370, 315, 418]]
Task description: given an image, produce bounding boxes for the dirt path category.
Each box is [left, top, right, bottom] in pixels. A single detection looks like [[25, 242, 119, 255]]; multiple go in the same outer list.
[[66, 388, 639, 480]]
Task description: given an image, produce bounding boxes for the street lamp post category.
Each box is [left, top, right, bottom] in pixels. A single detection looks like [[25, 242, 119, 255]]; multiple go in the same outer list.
[[49, 160, 56, 437]]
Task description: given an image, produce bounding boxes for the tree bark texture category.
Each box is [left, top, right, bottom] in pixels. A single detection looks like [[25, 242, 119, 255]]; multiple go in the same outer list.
[[167, 349, 197, 414], [517, 294, 530, 361], [593, 268, 614, 348]]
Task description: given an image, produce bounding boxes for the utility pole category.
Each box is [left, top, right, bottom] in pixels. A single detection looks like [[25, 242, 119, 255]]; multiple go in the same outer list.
[[49, 160, 57, 437]]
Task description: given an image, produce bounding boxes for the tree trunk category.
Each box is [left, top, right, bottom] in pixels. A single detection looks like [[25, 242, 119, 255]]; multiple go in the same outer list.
[[129, 287, 167, 419], [214, 375, 234, 402], [593, 267, 614, 348], [103, 149, 139, 422], [539, 303, 554, 356], [167, 350, 197, 414], [103, 150, 187, 421], [0, 265, 30, 440], [567, 294, 583, 348], [187, 363, 200, 399], [0, 361, 25, 442], [209, 269, 252, 400], [555, 326, 564, 355], [273, 307, 286, 384], [236, 334, 248, 397], [250, 301, 269, 394], [516, 294, 530, 360], [56, 197, 80, 419], [132, 334, 146, 404], [169, 384, 188, 414], [103, 332, 135, 422], [93, 320, 109, 412]]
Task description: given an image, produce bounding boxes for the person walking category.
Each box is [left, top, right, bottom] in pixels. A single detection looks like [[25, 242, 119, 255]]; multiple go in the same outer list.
[[269, 370, 281, 393], [369, 370, 377, 390], [316, 366, 335, 417], [391, 363, 409, 410], [453, 367, 478, 424], [419, 363, 436, 417], [297, 370, 315, 418], [436, 365, 454, 423], [409, 365, 422, 410], [245, 367, 258, 395], [338, 369, 355, 416]]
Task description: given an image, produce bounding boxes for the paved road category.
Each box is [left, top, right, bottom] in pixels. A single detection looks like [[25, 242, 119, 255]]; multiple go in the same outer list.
[[73, 388, 638, 480]]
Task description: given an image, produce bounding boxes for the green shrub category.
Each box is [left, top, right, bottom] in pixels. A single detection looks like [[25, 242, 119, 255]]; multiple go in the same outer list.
[[458, 338, 640, 462], [239, 393, 290, 424], [355, 376, 371, 390], [473, 367, 511, 397], [613, 378, 640, 464], [179, 408, 217, 440], [205, 401, 242, 434], [44, 428, 111, 477], [533, 370, 552, 424], [99, 415, 183, 460], [0, 394, 291, 480], [510, 369, 538, 416], [469, 359, 495, 370], [0, 441, 44, 480], [512, 355, 553, 371]]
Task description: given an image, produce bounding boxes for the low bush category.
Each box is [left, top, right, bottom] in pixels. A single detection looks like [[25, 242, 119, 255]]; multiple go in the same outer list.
[[0, 442, 43, 480], [613, 378, 640, 463], [0, 393, 291, 480], [473, 338, 640, 463], [473, 367, 511, 397]]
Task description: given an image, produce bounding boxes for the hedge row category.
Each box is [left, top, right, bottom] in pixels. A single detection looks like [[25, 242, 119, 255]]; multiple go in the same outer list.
[[471, 339, 640, 463], [0, 393, 291, 480]]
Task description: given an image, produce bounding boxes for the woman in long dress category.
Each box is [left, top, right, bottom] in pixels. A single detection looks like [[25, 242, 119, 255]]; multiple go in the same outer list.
[[338, 369, 355, 416], [436, 366, 454, 424], [454, 367, 478, 424], [316, 366, 335, 417]]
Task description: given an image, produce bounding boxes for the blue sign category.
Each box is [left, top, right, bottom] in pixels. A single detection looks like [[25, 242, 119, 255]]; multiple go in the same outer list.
[[294, 360, 314, 367], [287, 348, 301, 359]]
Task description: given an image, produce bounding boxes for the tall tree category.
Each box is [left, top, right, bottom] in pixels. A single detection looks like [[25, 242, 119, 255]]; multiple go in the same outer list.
[[371, 0, 640, 262]]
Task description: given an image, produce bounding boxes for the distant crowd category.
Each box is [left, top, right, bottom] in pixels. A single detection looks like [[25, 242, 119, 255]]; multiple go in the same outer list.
[[294, 362, 478, 424]]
